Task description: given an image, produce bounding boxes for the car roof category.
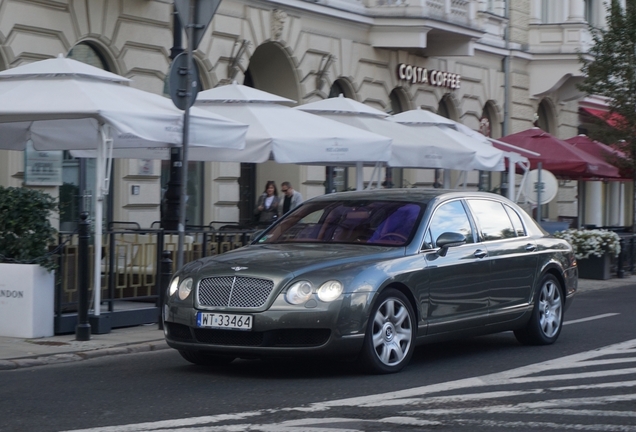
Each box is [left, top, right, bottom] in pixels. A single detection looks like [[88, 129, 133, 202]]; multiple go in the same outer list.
[[307, 188, 511, 205]]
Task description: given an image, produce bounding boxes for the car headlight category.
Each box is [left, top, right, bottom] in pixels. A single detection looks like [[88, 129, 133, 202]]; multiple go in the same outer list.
[[168, 277, 179, 296], [317, 280, 343, 302], [285, 281, 313, 305], [178, 277, 193, 300]]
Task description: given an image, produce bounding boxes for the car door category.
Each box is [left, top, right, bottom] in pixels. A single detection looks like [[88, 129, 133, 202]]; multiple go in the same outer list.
[[424, 199, 492, 334], [465, 199, 538, 324]]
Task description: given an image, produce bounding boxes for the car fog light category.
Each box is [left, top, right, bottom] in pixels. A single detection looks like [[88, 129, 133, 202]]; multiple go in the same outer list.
[[178, 278, 193, 300], [317, 280, 343, 302], [286, 281, 313, 305], [168, 277, 179, 296]]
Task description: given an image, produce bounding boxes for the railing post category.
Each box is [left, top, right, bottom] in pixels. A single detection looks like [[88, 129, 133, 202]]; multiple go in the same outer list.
[[629, 234, 634, 274], [158, 250, 173, 331], [617, 238, 625, 278], [76, 212, 91, 341]]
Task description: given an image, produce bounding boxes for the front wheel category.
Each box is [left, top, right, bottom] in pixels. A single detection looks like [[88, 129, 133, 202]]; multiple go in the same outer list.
[[178, 350, 235, 366], [359, 288, 416, 374], [514, 274, 564, 345]]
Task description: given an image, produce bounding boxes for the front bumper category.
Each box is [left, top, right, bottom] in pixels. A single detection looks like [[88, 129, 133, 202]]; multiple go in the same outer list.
[[163, 292, 370, 358]]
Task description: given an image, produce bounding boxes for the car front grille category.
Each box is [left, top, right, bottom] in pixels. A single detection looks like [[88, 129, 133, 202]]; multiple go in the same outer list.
[[198, 276, 274, 308], [193, 328, 331, 347]]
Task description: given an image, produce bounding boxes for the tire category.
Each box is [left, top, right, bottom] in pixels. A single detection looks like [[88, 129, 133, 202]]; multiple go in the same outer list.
[[359, 288, 416, 374], [178, 350, 235, 366], [514, 274, 564, 346]]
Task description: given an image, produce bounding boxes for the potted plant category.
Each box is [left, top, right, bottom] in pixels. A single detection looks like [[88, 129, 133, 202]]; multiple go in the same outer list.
[[553, 228, 621, 280], [0, 186, 58, 338]]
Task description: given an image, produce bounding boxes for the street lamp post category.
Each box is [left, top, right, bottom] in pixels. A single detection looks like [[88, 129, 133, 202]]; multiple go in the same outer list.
[[161, 3, 185, 231]]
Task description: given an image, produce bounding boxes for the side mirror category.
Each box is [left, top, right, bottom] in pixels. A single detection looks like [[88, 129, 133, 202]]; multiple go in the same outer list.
[[435, 232, 466, 257]]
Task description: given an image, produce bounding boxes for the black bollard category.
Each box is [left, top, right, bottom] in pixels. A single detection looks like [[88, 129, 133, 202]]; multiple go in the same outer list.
[[76, 212, 91, 341], [617, 238, 625, 278], [158, 250, 173, 331]]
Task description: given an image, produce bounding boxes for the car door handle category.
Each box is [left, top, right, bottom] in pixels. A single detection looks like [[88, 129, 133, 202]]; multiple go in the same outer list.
[[525, 243, 537, 252], [474, 249, 488, 259]]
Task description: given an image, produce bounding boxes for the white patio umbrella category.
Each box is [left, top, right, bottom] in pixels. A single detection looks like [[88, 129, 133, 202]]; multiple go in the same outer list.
[[392, 108, 506, 172], [78, 81, 393, 166], [0, 55, 248, 316], [392, 107, 533, 201], [193, 82, 393, 165], [296, 95, 477, 185]]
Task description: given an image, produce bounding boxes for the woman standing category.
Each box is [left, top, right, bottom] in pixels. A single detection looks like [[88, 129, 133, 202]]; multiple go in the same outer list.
[[254, 180, 280, 226]]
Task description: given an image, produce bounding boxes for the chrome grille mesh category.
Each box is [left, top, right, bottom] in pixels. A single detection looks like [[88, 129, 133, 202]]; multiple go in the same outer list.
[[198, 276, 274, 308]]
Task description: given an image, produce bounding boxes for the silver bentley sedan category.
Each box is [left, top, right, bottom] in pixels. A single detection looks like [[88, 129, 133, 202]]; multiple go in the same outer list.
[[163, 189, 578, 373]]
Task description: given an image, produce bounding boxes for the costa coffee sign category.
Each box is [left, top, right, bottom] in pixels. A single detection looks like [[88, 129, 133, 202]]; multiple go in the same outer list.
[[397, 63, 461, 89]]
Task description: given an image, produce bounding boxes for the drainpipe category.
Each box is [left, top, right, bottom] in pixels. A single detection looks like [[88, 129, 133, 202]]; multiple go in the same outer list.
[[502, 1, 511, 137], [502, 1, 512, 200]]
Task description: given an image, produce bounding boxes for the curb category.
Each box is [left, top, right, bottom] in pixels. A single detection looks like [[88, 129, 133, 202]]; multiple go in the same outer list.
[[0, 340, 169, 371]]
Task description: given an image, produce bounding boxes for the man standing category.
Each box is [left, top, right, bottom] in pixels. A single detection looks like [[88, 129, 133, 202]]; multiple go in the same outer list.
[[281, 181, 303, 215]]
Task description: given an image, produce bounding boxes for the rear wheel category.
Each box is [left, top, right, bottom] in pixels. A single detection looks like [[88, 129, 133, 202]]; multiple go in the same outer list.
[[514, 274, 563, 345], [178, 350, 235, 366], [359, 288, 415, 374]]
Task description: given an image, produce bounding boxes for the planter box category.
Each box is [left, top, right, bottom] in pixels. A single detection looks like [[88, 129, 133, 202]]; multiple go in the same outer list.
[[0, 264, 54, 338], [577, 254, 611, 280]]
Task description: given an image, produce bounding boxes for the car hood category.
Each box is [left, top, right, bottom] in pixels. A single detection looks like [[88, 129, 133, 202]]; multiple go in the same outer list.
[[188, 243, 401, 278]]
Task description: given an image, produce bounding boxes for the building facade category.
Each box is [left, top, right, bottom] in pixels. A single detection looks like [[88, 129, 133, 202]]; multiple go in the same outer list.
[[0, 0, 626, 230]]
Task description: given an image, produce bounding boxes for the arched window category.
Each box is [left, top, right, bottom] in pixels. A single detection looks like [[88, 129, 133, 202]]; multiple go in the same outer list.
[[536, 99, 556, 134], [329, 78, 355, 99], [68, 43, 109, 70], [385, 88, 410, 188], [438, 94, 459, 122], [325, 79, 357, 193]]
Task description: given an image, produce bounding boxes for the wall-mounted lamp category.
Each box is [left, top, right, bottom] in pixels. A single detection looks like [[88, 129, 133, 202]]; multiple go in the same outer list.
[[315, 53, 335, 91]]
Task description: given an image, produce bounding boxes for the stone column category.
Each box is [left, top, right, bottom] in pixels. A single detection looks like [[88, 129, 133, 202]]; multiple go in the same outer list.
[[608, 182, 625, 227], [529, 0, 542, 24], [567, 0, 585, 22], [584, 181, 603, 227]]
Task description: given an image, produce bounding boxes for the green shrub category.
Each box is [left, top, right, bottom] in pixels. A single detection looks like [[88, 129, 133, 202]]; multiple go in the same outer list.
[[0, 186, 58, 270]]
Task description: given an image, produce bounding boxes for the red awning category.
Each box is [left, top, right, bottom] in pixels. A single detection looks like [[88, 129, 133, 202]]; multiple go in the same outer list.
[[565, 135, 631, 180], [493, 128, 621, 179], [579, 107, 625, 129]]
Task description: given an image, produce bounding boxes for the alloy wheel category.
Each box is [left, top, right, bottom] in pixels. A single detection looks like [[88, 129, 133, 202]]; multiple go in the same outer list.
[[371, 297, 413, 366]]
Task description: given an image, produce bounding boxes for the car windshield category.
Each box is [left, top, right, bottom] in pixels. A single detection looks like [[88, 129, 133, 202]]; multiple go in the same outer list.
[[256, 200, 425, 246]]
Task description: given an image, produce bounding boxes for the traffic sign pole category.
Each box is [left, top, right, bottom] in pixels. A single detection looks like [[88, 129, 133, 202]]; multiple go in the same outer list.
[[177, 0, 197, 270], [170, 0, 221, 269]]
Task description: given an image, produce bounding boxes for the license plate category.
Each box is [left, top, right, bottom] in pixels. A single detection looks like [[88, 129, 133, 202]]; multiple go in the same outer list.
[[197, 312, 252, 330]]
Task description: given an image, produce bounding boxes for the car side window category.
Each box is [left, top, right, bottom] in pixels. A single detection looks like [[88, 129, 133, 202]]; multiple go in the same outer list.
[[504, 205, 526, 237], [467, 199, 516, 241], [428, 201, 474, 247]]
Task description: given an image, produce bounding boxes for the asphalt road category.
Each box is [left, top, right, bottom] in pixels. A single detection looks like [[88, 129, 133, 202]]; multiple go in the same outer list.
[[1, 285, 635, 432]]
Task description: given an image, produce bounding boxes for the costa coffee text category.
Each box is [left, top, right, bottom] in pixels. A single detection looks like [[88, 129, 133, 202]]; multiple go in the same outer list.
[[397, 63, 461, 90]]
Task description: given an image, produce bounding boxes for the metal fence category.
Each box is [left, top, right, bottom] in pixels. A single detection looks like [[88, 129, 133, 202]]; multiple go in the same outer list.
[[616, 233, 636, 278], [54, 223, 258, 334]]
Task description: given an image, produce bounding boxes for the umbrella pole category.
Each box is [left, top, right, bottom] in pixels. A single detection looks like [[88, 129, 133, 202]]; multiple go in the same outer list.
[[93, 126, 106, 316], [508, 157, 515, 201], [356, 162, 363, 190], [92, 124, 113, 318]]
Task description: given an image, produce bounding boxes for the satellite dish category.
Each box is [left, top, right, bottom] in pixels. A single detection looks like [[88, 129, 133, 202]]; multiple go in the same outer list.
[[523, 169, 558, 205]]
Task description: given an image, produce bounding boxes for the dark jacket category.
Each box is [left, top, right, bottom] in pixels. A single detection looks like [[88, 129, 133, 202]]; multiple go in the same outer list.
[[255, 193, 280, 225]]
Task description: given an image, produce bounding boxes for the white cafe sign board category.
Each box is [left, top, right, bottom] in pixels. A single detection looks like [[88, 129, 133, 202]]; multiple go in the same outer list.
[[24, 139, 63, 186], [0, 264, 54, 338]]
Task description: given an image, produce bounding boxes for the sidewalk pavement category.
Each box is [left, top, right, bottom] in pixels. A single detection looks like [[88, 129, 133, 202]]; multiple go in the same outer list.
[[1, 275, 635, 371]]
